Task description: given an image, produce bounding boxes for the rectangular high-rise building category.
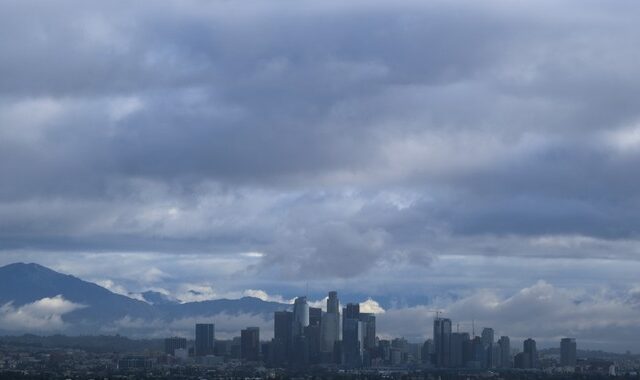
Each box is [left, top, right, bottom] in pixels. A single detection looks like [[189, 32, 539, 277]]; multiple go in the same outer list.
[[450, 332, 469, 368], [481, 328, 494, 346], [344, 303, 360, 319], [164, 337, 187, 356], [523, 338, 538, 369], [359, 312, 376, 367], [469, 336, 485, 369], [321, 312, 340, 353], [433, 318, 452, 367], [342, 302, 362, 367], [491, 343, 501, 368], [241, 327, 260, 361], [305, 322, 322, 364], [321, 291, 341, 356], [560, 338, 577, 367], [327, 291, 339, 314], [421, 339, 434, 365], [343, 317, 363, 367], [292, 297, 309, 338], [195, 323, 215, 356], [273, 311, 293, 366], [309, 307, 322, 327], [498, 336, 511, 368], [359, 312, 376, 351], [481, 328, 494, 368]]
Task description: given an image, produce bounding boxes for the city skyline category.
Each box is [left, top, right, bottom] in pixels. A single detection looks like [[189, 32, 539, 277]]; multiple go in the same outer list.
[[0, 261, 634, 353], [166, 291, 580, 371], [2, 0, 640, 359]]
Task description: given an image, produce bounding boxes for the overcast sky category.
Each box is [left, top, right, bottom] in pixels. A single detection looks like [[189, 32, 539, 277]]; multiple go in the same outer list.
[[2, 0, 640, 351]]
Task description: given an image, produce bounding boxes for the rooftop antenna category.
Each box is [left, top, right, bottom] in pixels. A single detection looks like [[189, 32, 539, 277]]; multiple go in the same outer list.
[[472, 319, 475, 337]]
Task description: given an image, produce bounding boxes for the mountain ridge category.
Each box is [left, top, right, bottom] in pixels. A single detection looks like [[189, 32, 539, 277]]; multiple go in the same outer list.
[[0, 262, 290, 335]]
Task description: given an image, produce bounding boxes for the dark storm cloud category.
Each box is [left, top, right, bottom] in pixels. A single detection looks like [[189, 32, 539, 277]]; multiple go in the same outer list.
[[3, 0, 640, 284]]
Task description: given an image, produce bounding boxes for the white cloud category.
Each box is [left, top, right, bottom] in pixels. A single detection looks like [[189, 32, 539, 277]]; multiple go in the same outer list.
[[376, 281, 640, 352], [360, 298, 385, 314], [605, 123, 640, 153], [242, 289, 293, 304], [96, 279, 139, 299], [0, 296, 85, 332]]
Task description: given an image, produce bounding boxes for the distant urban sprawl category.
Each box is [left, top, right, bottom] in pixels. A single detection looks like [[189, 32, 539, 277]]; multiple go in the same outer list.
[[165, 291, 585, 373]]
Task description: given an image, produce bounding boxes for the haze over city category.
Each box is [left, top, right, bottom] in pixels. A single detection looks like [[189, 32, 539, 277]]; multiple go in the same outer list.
[[2, 0, 640, 358]]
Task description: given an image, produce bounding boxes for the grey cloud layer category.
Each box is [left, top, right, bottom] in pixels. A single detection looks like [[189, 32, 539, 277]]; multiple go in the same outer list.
[[2, 0, 640, 301], [377, 281, 640, 352]]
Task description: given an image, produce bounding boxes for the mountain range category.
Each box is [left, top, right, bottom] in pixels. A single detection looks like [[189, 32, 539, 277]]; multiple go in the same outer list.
[[0, 263, 290, 336]]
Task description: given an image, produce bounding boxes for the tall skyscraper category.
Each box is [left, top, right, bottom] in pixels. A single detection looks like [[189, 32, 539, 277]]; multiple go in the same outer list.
[[433, 317, 452, 367], [469, 336, 486, 369], [195, 323, 215, 356], [342, 317, 363, 367], [327, 291, 339, 314], [498, 336, 511, 368], [523, 338, 538, 369], [481, 328, 494, 368], [306, 307, 322, 364], [344, 303, 360, 319], [481, 328, 494, 346], [290, 297, 311, 366], [321, 291, 341, 356], [450, 332, 469, 368], [273, 311, 293, 366], [292, 296, 310, 338], [421, 339, 434, 365], [342, 303, 363, 367], [491, 343, 501, 368], [359, 312, 376, 351], [560, 338, 577, 367], [359, 312, 376, 367], [241, 327, 260, 361]]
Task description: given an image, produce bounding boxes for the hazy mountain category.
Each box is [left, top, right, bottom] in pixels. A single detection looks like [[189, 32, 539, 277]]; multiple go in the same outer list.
[[0, 263, 289, 335], [0, 263, 158, 326], [139, 290, 179, 306], [157, 296, 289, 319]]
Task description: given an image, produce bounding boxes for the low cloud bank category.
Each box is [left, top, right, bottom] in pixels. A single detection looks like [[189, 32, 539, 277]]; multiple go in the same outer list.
[[0, 296, 85, 333]]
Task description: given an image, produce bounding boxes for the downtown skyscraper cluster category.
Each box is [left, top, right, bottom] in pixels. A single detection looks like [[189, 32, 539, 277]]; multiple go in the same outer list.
[[428, 317, 576, 370], [266, 292, 578, 369], [173, 290, 578, 370], [271, 291, 377, 368]]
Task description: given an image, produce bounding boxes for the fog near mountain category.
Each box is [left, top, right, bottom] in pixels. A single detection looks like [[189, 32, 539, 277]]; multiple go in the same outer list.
[[0, 263, 288, 338], [1, 263, 640, 351]]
